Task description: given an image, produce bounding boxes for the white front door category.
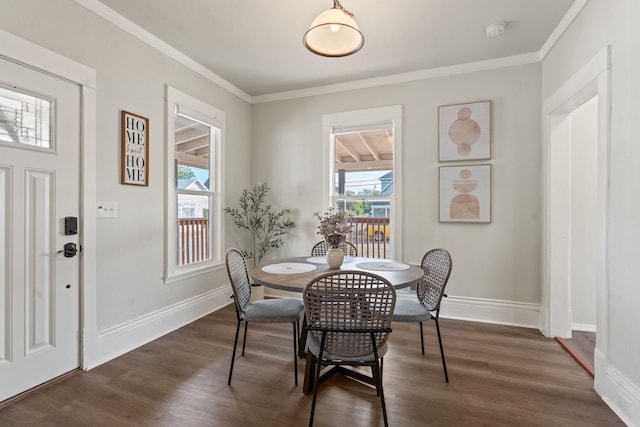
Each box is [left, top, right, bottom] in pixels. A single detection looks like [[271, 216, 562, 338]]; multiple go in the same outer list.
[[0, 56, 81, 401]]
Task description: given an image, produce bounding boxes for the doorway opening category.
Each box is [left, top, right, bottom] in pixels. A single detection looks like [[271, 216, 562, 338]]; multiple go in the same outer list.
[[542, 47, 611, 392]]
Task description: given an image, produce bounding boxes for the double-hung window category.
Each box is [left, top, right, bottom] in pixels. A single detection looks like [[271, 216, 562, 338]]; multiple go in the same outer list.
[[165, 86, 224, 280], [323, 105, 403, 260]]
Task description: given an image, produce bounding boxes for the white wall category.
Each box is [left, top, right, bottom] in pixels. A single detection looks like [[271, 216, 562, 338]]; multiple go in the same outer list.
[[252, 63, 543, 325], [0, 0, 252, 364], [543, 0, 640, 424]]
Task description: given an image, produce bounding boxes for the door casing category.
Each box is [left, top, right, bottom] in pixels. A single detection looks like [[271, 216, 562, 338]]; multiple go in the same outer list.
[[541, 46, 611, 395]]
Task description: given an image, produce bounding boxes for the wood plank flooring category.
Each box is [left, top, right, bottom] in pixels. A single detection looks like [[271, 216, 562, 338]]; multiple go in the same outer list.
[[0, 304, 623, 426], [566, 331, 596, 367]]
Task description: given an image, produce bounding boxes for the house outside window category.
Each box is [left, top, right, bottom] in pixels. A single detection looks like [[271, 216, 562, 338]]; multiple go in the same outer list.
[[165, 86, 224, 281]]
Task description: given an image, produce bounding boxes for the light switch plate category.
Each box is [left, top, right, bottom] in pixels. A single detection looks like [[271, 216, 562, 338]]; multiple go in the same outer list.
[[97, 201, 118, 218]]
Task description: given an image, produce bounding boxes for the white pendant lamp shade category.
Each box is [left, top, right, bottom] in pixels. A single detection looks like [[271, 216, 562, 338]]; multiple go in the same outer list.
[[304, 4, 364, 57]]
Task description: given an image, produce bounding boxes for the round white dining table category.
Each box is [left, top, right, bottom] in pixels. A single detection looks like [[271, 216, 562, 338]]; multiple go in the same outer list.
[[250, 256, 423, 292]]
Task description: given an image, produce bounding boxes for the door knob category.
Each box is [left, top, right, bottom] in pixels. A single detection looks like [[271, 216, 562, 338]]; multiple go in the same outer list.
[[57, 243, 77, 258]]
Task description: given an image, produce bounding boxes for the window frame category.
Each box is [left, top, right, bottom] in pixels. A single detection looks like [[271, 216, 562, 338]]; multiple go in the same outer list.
[[164, 86, 225, 282], [322, 105, 403, 260]]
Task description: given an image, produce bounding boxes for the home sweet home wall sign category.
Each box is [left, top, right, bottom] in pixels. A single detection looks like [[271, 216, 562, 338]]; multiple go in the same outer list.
[[121, 110, 149, 186]]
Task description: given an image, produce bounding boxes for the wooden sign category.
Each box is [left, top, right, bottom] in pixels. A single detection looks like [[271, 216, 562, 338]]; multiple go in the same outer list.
[[121, 110, 149, 186]]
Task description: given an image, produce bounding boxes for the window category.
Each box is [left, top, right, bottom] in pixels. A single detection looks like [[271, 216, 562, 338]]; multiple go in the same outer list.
[[165, 86, 224, 280], [0, 85, 52, 149], [323, 106, 403, 260]]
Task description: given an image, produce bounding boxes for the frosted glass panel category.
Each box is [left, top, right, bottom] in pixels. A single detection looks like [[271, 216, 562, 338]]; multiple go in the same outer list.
[[0, 86, 52, 148]]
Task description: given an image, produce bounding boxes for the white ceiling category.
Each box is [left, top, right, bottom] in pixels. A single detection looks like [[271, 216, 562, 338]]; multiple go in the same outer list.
[[93, 0, 577, 98]]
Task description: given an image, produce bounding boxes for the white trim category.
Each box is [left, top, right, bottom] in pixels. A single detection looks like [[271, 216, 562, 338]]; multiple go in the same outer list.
[[72, 0, 251, 103], [571, 322, 596, 333], [253, 53, 540, 104], [80, 85, 98, 368], [258, 0, 586, 103], [164, 263, 225, 285], [0, 29, 96, 88], [91, 287, 232, 369], [72, 0, 584, 104], [164, 86, 226, 281], [0, 29, 98, 370], [542, 45, 611, 334], [265, 289, 540, 329], [539, 0, 590, 60], [254, 0, 586, 103], [597, 352, 640, 427], [542, 45, 613, 412], [439, 296, 540, 329]]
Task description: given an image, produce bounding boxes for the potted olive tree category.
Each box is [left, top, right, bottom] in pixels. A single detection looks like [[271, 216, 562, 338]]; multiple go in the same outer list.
[[225, 182, 295, 268]]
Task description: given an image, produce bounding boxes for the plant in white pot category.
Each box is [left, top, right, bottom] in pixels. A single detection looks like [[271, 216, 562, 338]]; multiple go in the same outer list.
[[314, 206, 352, 268]]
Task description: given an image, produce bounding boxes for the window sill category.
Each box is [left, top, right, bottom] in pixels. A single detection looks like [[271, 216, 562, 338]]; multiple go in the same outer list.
[[164, 262, 224, 285]]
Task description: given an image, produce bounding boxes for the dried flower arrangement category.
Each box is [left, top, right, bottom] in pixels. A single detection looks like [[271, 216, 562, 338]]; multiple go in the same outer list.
[[314, 206, 352, 249]]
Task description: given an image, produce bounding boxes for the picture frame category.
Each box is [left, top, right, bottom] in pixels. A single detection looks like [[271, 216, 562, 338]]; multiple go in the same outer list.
[[438, 100, 491, 162], [439, 164, 491, 223], [121, 110, 149, 186]]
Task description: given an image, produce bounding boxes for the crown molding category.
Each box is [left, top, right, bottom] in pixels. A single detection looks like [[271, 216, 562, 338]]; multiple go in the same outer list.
[[73, 0, 252, 103], [74, 0, 587, 105], [252, 53, 541, 104], [539, 0, 590, 60]]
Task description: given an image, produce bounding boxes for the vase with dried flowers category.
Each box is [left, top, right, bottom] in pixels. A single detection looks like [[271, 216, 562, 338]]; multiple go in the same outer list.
[[314, 206, 352, 267]]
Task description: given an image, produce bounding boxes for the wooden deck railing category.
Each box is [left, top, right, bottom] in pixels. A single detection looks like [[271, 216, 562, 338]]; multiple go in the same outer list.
[[177, 218, 209, 266], [347, 217, 391, 259], [177, 216, 391, 265]]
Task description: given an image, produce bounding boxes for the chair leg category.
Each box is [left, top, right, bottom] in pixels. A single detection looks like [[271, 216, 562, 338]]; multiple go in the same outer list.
[[419, 321, 425, 355], [241, 321, 249, 356], [228, 319, 241, 385], [371, 365, 380, 396], [309, 354, 322, 427], [303, 351, 314, 394], [371, 357, 384, 396], [298, 315, 308, 359], [375, 357, 389, 427], [292, 321, 298, 386], [309, 334, 327, 427], [434, 317, 449, 383]]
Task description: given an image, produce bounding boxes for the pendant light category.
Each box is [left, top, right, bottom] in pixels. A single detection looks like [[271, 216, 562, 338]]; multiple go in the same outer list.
[[304, 0, 364, 57]]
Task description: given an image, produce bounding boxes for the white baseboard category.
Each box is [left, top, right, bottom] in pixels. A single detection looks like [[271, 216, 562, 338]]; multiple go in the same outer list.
[[572, 322, 597, 333], [89, 286, 232, 369], [266, 288, 539, 330], [438, 295, 540, 328], [595, 349, 640, 427]]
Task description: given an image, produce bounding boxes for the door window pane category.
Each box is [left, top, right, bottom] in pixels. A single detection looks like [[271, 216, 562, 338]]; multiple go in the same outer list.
[[0, 86, 52, 148]]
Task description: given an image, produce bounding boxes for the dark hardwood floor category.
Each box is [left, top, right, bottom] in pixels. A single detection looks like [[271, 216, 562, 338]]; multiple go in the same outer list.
[[0, 304, 623, 426]]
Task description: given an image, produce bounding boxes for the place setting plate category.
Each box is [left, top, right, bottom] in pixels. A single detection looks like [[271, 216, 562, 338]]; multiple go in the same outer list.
[[261, 263, 317, 274], [355, 261, 411, 271]]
